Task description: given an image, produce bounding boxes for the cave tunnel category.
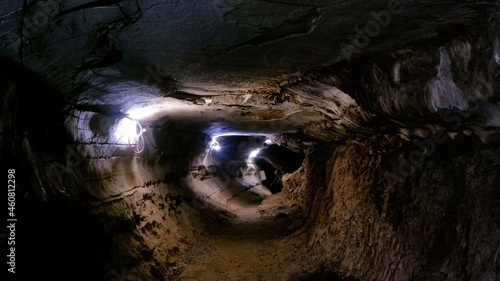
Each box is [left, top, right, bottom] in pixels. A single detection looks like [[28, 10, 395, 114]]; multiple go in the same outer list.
[[1, 0, 500, 280]]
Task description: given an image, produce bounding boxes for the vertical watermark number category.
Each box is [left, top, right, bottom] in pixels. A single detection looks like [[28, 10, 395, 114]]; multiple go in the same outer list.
[[6, 169, 16, 274]]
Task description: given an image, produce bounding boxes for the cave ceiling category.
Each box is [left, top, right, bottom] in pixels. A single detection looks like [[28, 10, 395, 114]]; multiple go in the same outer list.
[[1, 0, 499, 142]]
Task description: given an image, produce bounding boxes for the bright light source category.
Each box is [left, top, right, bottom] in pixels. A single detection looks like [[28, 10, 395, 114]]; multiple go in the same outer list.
[[114, 118, 147, 153], [115, 118, 137, 141], [264, 139, 273, 145], [210, 140, 221, 151], [248, 148, 262, 159], [209, 137, 221, 152], [127, 107, 158, 120]]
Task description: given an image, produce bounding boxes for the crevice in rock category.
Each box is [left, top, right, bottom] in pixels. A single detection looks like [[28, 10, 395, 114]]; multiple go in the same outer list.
[[60, 0, 122, 17]]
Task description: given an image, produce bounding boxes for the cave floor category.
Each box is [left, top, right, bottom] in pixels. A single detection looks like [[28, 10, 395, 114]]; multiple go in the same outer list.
[[172, 194, 317, 281]]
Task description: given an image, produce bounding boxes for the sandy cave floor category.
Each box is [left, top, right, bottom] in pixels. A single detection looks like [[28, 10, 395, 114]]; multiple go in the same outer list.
[[166, 193, 323, 281]]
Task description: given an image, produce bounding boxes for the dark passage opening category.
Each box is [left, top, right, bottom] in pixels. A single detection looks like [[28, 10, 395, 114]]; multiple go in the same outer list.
[[254, 144, 305, 193]]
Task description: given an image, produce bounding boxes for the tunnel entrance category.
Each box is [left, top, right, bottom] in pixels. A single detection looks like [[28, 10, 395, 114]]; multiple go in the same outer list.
[[207, 135, 304, 195], [187, 134, 305, 215], [253, 144, 305, 194]]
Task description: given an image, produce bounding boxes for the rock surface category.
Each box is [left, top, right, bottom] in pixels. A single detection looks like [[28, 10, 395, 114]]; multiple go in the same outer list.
[[1, 0, 500, 280]]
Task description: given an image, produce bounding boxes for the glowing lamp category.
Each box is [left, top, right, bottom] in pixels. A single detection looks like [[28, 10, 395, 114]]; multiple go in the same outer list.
[[115, 118, 137, 140], [209, 139, 221, 151], [115, 117, 146, 153]]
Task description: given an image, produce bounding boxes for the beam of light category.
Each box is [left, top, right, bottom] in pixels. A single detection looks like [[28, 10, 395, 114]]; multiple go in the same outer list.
[[127, 106, 158, 120], [248, 148, 262, 159], [264, 139, 273, 145]]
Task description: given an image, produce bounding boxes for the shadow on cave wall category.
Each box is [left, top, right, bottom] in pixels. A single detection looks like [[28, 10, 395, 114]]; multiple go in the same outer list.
[[0, 58, 125, 280]]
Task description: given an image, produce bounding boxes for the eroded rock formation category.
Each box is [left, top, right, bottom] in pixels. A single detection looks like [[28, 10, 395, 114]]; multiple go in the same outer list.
[[1, 0, 499, 280]]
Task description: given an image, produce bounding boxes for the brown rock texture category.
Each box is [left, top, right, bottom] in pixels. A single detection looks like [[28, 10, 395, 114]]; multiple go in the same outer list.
[[283, 137, 500, 280]]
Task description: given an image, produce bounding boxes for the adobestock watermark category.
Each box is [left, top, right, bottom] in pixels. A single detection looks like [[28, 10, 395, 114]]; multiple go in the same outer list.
[[52, 114, 128, 181], [3, 2, 61, 55], [212, 0, 243, 20], [140, 62, 179, 95], [384, 104, 478, 188], [142, 63, 169, 89], [340, 0, 403, 63], [51, 145, 85, 182]]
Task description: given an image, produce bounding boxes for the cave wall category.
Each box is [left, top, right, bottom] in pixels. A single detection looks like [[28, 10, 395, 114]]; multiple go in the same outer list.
[[284, 137, 500, 281], [274, 28, 500, 144], [0, 66, 210, 280], [1, 1, 500, 280], [279, 24, 500, 280]]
